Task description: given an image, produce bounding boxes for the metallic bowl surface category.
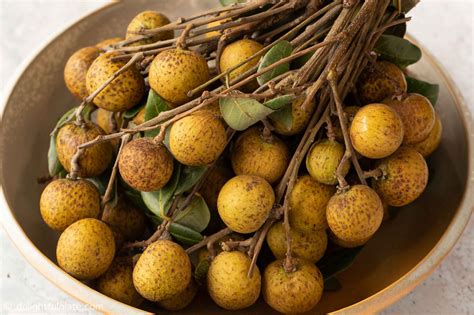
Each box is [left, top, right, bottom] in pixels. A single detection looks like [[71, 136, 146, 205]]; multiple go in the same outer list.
[[0, 1, 472, 314]]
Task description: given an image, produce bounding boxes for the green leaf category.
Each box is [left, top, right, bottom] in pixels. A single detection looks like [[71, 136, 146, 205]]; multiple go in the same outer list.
[[263, 95, 294, 110], [173, 195, 210, 232], [324, 277, 342, 292], [317, 247, 363, 280], [383, 11, 406, 37], [374, 35, 421, 68], [168, 223, 204, 245], [123, 188, 149, 212], [219, 97, 280, 131], [123, 105, 143, 119], [269, 103, 293, 130], [257, 40, 293, 86], [406, 76, 439, 105], [174, 166, 207, 195], [391, 0, 419, 13], [194, 259, 210, 286], [144, 90, 170, 137], [86, 177, 106, 195], [47, 136, 64, 177], [220, 0, 246, 6], [141, 163, 180, 217]]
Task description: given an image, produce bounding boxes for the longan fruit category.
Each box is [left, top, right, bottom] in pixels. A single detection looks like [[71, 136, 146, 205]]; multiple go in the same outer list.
[[410, 114, 443, 157], [64, 46, 100, 99], [383, 93, 436, 144], [350, 103, 404, 159], [231, 127, 289, 184], [372, 146, 428, 207], [270, 97, 316, 136], [306, 139, 350, 185], [126, 11, 173, 46]]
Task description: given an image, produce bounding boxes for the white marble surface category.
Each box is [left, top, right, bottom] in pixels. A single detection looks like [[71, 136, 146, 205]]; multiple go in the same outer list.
[[0, 0, 473, 314]]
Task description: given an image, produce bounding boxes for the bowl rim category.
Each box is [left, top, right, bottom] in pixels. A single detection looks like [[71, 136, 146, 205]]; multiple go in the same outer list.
[[0, 2, 472, 315]]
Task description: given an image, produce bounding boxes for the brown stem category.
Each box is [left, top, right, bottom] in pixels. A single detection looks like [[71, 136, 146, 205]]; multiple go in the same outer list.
[[102, 134, 130, 207], [185, 227, 232, 254]]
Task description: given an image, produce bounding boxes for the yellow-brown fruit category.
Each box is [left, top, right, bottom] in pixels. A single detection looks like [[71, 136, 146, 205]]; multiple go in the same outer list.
[[267, 222, 327, 263], [207, 251, 261, 310], [217, 175, 275, 233], [306, 139, 350, 185], [231, 127, 289, 184], [263, 259, 324, 314], [126, 11, 173, 46], [350, 103, 404, 159], [133, 240, 191, 302], [149, 49, 209, 105], [169, 111, 227, 166], [372, 146, 428, 207], [197, 234, 244, 262], [96, 37, 123, 49], [101, 196, 147, 240], [158, 280, 198, 311], [289, 175, 336, 233], [56, 122, 113, 177], [56, 218, 115, 280], [199, 163, 232, 211], [270, 98, 316, 136], [411, 114, 443, 157], [96, 257, 143, 307], [220, 39, 264, 91], [119, 137, 173, 192], [326, 185, 383, 244], [40, 179, 100, 231], [86, 52, 145, 112], [383, 93, 436, 144], [132, 106, 146, 125], [64, 46, 100, 99], [96, 108, 123, 134], [334, 106, 360, 142], [357, 61, 407, 104], [329, 230, 370, 248]]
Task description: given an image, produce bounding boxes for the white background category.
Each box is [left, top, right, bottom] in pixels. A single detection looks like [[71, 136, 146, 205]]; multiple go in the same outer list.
[[0, 0, 473, 314]]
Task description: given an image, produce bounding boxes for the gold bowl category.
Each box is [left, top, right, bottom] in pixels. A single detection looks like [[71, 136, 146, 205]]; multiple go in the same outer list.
[[0, 1, 472, 314]]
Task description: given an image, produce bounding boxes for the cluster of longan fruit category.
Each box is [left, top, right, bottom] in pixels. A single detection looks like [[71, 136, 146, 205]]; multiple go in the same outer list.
[[38, 7, 441, 314]]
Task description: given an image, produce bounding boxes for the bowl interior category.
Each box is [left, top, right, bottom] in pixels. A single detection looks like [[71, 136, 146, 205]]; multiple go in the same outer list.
[[0, 1, 470, 314]]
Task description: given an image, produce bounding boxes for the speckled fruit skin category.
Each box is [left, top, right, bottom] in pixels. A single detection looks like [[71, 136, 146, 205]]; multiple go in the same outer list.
[[411, 114, 443, 157], [289, 175, 336, 233], [56, 218, 115, 280], [40, 179, 100, 231], [217, 175, 275, 233], [357, 61, 407, 104], [101, 196, 147, 241], [306, 139, 350, 185], [158, 280, 198, 311], [267, 221, 327, 263], [372, 146, 429, 207], [231, 127, 289, 184], [207, 251, 261, 311], [56, 122, 113, 178], [64, 46, 100, 100], [149, 49, 209, 105], [96, 257, 143, 307], [263, 259, 324, 314], [86, 51, 145, 112], [329, 229, 370, 248], [169, 111, 227, 166], [126, 11, 173, 46], [220, 39, 264, 91], [133, 240, 191, 302], [334, 106, 360, 142], [383, 93, 436, 144], [350, 103, 404, 159], [119, 137, 173, 192], [326, 185, 383, 243], [96, 37, 123, 49], [271, 98, 316, 135]]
